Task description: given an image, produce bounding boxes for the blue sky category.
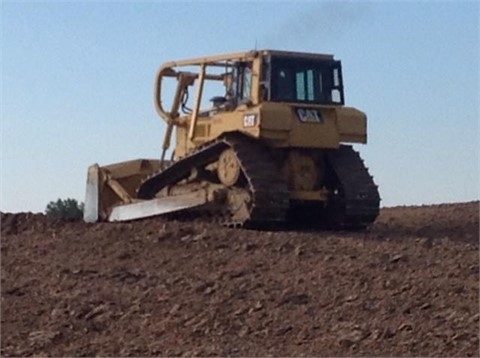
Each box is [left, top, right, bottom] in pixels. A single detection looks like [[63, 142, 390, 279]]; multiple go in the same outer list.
[[1, 1, 479, 213]]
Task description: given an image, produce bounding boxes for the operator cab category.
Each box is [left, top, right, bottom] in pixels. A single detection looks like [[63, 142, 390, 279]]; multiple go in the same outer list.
[[225, 53, 344, 108], [265, 55, 344, 105]]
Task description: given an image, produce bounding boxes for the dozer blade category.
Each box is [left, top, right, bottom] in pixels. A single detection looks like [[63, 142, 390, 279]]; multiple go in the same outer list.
[[84, 164, 100, 223], [83, 159, 164, 223], [83, 159, 211, 223], [107, 192, 208, 222]]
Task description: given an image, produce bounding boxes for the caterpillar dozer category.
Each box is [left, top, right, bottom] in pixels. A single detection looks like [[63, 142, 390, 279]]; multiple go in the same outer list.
[[84, 50, 380, 228]]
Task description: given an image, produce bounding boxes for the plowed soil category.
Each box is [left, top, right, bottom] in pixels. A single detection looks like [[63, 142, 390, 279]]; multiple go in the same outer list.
[[1, 202, 479, 357]]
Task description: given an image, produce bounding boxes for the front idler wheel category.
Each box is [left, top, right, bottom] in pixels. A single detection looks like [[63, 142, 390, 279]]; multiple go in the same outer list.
[[217, 148, 241, 186]]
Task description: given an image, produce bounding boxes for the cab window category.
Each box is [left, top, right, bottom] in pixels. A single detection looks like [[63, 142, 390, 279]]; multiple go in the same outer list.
[[269, 57, 344, 105]]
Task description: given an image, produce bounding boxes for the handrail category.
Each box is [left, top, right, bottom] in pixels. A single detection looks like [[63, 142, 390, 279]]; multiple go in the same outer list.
[[154, 68, 225, 124], [154, 65, 176, 123]]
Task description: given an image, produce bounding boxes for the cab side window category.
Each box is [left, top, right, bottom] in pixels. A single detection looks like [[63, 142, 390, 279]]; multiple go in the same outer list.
[[275, 67, 295, 101], [235, 63, 253, 104]]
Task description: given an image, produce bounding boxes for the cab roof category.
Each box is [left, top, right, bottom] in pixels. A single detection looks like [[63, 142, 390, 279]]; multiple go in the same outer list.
[[161, 50, 335, 68]]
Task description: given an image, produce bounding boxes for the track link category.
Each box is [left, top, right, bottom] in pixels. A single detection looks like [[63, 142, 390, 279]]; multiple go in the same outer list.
[[137, 133, 289, 227]]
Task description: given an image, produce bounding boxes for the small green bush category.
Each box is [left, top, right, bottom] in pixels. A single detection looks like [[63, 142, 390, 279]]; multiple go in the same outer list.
[[45, 198, 84, 220]]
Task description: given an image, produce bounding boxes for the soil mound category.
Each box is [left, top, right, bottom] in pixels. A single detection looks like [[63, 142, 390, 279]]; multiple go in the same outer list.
[[1, 202, 478, 357]]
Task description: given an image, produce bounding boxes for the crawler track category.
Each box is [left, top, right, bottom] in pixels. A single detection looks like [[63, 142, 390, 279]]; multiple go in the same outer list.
[[138, 136, 379, 229], [137, 133, 289, 227], [325, 145, 380, 228]]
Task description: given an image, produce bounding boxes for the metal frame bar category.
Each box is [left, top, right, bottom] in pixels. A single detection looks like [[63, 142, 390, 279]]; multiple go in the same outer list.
[[188, 64, 206, 140]]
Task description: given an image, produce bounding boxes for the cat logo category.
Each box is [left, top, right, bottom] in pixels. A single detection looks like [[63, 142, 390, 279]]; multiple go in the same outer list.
[[243, 114, 257, 127], [296, 108, 323, 123]]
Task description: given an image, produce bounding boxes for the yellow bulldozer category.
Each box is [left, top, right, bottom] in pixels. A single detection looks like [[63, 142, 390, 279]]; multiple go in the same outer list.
[[84, 50, 380, 228]]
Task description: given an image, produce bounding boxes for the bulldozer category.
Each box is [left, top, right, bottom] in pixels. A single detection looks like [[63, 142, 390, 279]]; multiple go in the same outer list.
[[84, 50, 380, 228]]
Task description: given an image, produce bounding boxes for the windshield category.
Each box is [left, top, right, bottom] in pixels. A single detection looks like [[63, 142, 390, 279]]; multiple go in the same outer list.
[[268, 57, 344, 105]]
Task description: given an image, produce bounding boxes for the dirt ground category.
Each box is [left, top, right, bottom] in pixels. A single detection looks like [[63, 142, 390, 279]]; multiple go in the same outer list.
[[1, 201, 479, 357]]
